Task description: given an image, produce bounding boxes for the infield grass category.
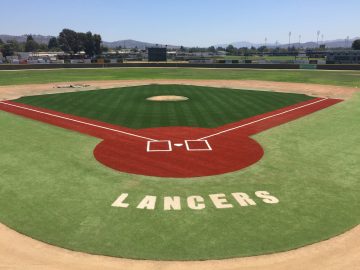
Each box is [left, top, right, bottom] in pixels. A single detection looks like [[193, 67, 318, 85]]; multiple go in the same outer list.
[[0, 68, 360, 87], [13, 84, 313, 128]]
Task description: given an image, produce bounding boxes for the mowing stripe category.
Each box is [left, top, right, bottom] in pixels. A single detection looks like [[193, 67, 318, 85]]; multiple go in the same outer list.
[[0, 101, 157, 142], [198, 98, 329, 140]]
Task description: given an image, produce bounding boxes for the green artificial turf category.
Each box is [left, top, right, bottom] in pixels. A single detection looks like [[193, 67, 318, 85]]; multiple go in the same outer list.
[[0, 68, 360, 87], [0, 88, 359, 260], [13, 84, 313, 129]]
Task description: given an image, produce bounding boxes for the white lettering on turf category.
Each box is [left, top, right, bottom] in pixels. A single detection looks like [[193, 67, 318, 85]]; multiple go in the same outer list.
[[111, 193, 129, 208], [232, 192, 257, 207], [187, 196, 206, 210], [255, 191, 280, 204], [137, 196, 157, 210], [209, 194, 234, 209], [112, 191, 280, 211], [164, 196, 181, 211]]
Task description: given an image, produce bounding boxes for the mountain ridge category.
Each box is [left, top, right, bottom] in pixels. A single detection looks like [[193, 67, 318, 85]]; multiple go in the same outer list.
[[1, 34, 358, 49]]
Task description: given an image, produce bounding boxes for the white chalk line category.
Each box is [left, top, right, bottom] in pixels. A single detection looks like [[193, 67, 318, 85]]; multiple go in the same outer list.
[[0, 101, 157, 142], [198, 98, 329, 140]]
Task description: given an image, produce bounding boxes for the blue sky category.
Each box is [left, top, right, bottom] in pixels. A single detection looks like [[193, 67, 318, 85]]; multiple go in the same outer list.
[[1, 0, 359, 46]]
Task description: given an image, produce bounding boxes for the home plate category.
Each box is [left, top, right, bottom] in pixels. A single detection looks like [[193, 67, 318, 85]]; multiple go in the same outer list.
[[174, 143, 183, 147]]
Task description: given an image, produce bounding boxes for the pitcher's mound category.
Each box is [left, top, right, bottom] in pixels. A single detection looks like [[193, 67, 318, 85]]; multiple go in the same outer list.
[[146, 95, 189, 101]]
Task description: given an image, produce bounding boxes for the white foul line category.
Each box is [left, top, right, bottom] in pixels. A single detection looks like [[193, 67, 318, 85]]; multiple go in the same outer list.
[[198, 98, 329, 140], [0, 101, 157, 142]]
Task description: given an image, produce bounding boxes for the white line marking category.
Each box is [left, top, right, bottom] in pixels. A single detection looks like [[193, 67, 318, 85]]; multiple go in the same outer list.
[[0, 101, 157, 142], [147, 140, 172, 152], [198, 98, 329, 140], [185, 140, 212, 151], [174, 143, 183, 147]]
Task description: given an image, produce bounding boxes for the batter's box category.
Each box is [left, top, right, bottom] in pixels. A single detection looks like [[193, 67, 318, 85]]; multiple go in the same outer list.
[[147, 140, 172, 152], [185, 140, 212, 151]]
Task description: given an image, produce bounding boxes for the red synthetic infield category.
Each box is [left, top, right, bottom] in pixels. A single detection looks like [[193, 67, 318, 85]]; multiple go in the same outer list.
[[0, 98, 342, 178]]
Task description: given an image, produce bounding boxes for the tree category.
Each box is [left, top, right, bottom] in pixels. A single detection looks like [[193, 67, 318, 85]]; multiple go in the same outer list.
[[58, 29, 80, 54], [25, 35, 39, 52], [85, 32, 96, 55], [0, 39, 3, 55], [1, 43, 15, 57], [247, 46, 256, 54], [238, 47, 248, 55], [93, 34, 102, 55], [226, 45, 236, 55], [101, 45, 109, 53], [1, 40, 22, 56], [57, 29, 102, 56], [208, 46, 216, 53], [77, 32, 88, 53], [79, 31, 98, 56], [8, 40, 22, 52], [257, 46, 267, 52], [38, 43, 48, 51], [48, 37, 59, 50], [352, 39, 360, 50]]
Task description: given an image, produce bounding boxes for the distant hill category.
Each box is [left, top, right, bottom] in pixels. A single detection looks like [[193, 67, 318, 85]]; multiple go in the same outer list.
[[215, 37, 360, 49], [1, 34, 359, 49], [0, 34, 54, 44], [0, 34, 180, 50], [102, 39, 180, 49]]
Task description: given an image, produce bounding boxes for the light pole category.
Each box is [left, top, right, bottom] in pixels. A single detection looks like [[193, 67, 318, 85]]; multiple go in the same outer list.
[[288, 32, 292, 49], [317, 30, 321, 46], [299, 35, 301, 48]]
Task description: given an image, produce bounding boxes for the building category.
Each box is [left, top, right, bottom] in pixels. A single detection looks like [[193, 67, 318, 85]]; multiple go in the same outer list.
[[326, 50, 360, 64]]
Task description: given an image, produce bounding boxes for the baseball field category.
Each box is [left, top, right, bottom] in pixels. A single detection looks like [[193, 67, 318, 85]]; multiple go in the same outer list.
[[0, 68, 359, 268]]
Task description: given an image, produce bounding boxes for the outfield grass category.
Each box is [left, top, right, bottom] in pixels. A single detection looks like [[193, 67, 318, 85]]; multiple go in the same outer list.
[[0, 68, 360, 87], [14, 85, 313, 129], [0, 89, 359, 260]]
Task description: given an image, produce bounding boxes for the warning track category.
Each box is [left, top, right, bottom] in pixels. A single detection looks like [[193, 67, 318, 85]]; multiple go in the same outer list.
[[0, 97, 342, 177]]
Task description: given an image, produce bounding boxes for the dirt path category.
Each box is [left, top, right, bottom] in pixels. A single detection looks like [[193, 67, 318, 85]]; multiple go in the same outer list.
[[0, 223, 359, 270], [1, 80, 359, 269], [0, 79, 359, 100]]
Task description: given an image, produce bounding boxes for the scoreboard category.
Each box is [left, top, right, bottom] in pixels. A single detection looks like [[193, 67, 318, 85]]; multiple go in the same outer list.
[[148, 47, 167, 62]]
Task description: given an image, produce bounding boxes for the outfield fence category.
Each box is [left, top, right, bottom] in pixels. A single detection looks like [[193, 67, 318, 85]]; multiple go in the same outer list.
[[0, 63, 360, 70]]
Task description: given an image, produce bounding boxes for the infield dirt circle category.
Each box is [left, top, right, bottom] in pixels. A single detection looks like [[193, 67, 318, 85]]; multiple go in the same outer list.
[[146, 95, 189, 101]]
